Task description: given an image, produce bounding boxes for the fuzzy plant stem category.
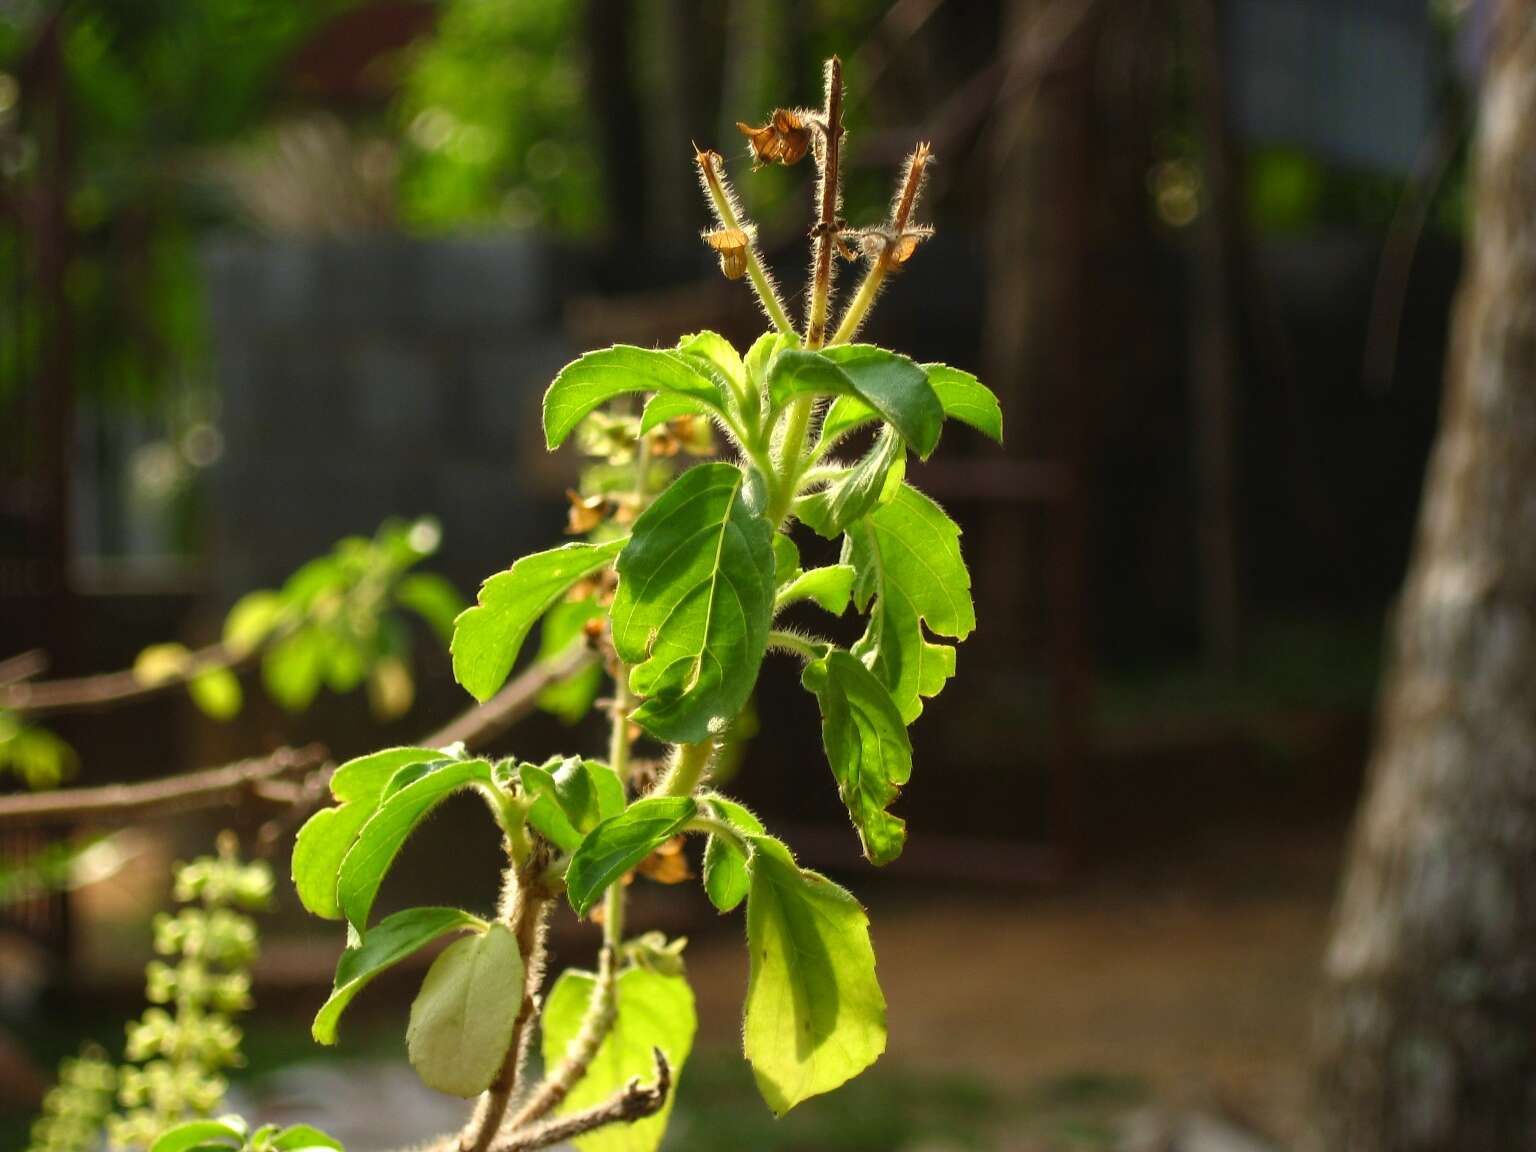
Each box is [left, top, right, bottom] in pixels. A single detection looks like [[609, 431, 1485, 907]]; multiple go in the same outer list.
[[460, 865, 553, 1152], [695, 150, 795, 336], [803, 56, 845, 349], [831, 142, 932, 346]]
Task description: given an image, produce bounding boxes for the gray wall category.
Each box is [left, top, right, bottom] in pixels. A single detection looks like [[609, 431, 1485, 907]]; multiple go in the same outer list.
[[202, 236, 579, 602]]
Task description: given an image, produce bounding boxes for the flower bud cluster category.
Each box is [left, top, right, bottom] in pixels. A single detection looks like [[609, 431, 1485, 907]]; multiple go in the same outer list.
[[107, 842, 270, 1150], [26, 1047, 117, 1152]]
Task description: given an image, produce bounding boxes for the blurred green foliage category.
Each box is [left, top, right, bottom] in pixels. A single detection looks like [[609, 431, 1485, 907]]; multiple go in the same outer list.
[[395, 0, 598, 235]]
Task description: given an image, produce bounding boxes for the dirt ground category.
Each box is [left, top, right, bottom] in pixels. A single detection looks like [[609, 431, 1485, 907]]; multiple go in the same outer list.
[[680, 823, 1344, 1147]]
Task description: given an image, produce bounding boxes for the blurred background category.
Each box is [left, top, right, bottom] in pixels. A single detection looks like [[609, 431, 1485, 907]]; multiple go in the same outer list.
[[0, 0, 1487, 1148]]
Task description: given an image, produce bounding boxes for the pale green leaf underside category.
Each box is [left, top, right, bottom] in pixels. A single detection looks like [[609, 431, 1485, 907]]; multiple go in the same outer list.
[[452, 540, 623, 703], [610, 462, 775, 743], [801, 650, 913, 865], [338, 759, 493, 930], [312, 905, 483, 1044], [743, 836, 886, 1115], [844, 484, 975, 723], [543, 346, 726, 449], [541, 966, 697, 1152], [566, 797, 697, 916], [407, 922, 524, 1097]]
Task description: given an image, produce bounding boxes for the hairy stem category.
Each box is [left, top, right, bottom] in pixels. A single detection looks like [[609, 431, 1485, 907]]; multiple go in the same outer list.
[[804, 56, 845, 349], [658, 742, 712, 798], [830, 142, 931, 347], [694, 149, 794, 336], [460, 869, 553, 1152], [491, 1051, 670, 1152]]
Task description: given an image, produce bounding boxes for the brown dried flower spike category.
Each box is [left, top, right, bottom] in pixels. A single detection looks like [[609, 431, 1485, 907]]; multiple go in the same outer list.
[[736, 108, 813, 168]]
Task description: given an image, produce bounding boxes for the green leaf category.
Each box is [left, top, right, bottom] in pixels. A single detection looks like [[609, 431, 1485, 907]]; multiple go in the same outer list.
[[771, 534, 800, 588], [134, 643, 192, 686], [745, 330, 791, 378], [189, 666, 243, 721], [925, 363, 1003, 444], [223, 591, 286, 658], [452, 540, 623, 702], [270, 1125, 344, 1152], [263, 627, 327, 711], [338, 759, 494, 930], [675, 330, 746, 400], [774, 566, 856, 616], [766, 347, 860, 408], [701, 794, 764, 913], [312, 906, 483, 1044], [394, 573, 466, 645], [798, 427, 906, 539], [331, 746, 448, 803], [541, 966, 696, 1152], [844, 484, 975, 722], [611, 462, 776, 743], [543, 346, 726, 449], [743, 836, 886, 1114], [820, 346, 944, 458], [640, 390, 713, 435], [407, 922, 524, 1097], [150, 1119, 247, 1152], [521, 757, 625, 853], [293, 747, 445, 920], [566, 797, 697, 917], [534, 597, 604, 724], [817, 395, 877, 451], [801, 650, 913, 865]]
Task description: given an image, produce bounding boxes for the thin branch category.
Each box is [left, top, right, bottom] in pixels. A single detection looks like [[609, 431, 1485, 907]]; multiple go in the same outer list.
[[490, 1050, 671, 1152], [0, 645, 597, 830], [0, 745, 328, 829], [508, 943, 620, 1130], [0, 649, 47, 687], [428, 644, 596, 749], [0, 642, 249, 717]]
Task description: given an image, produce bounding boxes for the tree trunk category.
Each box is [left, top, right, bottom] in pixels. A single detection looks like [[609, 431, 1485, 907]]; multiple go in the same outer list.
[[1311, 4, 1536, 1149]]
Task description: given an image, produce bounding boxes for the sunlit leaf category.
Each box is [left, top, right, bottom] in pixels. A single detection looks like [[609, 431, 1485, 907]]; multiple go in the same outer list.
[[541, 965, 696, 1152], [189, 666, 243, 721], [801, 650, 912, 865], [338, 759, 493, 930], [565, 797, 697, 917], [452, 540, 623, 702], [798, 427, 906, 539], [924, 363, 1003, 444], [844, 485, 975, 722], [743, 836, 886, 1114], [700, 794, 764, 913], [543, 346, 727, 449], [611, 463, 775, 743]]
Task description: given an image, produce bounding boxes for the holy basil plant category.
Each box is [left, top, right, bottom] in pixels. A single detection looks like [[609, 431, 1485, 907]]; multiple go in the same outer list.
[[290, 57, 1000, 1152]]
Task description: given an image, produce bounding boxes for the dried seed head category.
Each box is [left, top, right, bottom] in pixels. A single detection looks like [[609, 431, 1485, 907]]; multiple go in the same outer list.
[[565, 489, 610, 535], [736, 107, 814, 168], [702, 226, 750, 279], [635, 836, 694, 884]]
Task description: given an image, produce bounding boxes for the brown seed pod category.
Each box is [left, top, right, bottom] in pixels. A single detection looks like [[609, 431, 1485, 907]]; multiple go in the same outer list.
[[702, 227, 749, 279], [736, 108, 813, 168], [565, 489, 609, 535]]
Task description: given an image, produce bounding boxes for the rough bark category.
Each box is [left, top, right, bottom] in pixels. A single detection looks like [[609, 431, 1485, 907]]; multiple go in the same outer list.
[[1311, 5, 1536, 1149]]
